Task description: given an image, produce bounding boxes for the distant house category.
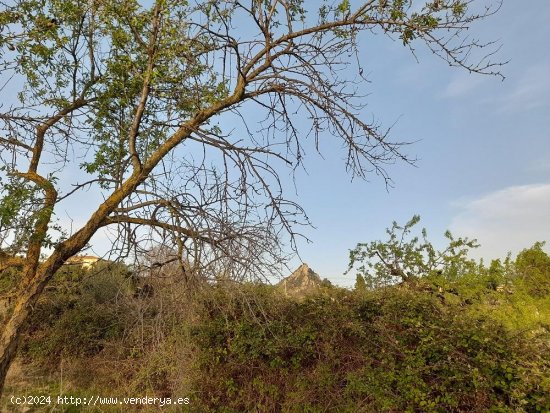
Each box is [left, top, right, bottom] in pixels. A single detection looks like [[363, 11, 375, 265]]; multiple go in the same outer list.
[[65, 255, 101, 270]]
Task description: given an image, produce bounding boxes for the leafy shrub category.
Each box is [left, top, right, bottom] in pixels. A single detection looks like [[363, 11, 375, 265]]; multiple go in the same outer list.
[[514, 242, 550, 297], [191, 285, 549, 412], [22, 263, 131, 364]]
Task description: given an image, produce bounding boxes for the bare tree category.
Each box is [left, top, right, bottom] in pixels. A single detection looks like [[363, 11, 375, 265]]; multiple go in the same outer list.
[[0, 0, 503, 392]]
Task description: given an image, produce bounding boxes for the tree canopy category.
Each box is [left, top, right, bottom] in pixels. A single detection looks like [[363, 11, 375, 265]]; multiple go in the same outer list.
[[348, 215, 480, 288]]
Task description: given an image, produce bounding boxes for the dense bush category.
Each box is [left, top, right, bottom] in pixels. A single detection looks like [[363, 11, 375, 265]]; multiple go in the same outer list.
[[21, 262, 132, 364], [15, 262, 200, 401], [191, 284, 549, 412]]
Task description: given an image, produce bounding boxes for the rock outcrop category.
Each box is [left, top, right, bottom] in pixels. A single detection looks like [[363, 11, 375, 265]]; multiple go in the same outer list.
[[278, 263, 322, 297]]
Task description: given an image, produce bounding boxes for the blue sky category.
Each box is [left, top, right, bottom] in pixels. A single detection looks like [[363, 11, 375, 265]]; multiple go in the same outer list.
[[281, 1, 550, 285]]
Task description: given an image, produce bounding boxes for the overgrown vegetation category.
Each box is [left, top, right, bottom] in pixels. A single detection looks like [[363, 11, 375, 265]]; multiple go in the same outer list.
[[191, 234, 549, 412], [1, 228, 549, 412], [193, 282, 548, 412]]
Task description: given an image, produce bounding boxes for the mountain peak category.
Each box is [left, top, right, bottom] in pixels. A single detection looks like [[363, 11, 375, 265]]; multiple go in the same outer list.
[[278, 263, 322, 297]]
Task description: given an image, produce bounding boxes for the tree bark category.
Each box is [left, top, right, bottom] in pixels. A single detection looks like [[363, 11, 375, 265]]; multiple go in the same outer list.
[[0, 266, 54, 392]]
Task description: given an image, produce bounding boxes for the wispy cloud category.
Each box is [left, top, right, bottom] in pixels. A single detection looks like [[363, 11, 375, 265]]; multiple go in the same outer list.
[[491, 63, 550, 113], [449, 184, 550, 260], [443, 62, 550, 112], [442, 73, 487, 98]]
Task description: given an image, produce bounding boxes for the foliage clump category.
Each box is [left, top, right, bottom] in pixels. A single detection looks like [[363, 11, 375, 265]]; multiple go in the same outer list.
[[21, 262, 132, 364], [191, 280, 549, 412]]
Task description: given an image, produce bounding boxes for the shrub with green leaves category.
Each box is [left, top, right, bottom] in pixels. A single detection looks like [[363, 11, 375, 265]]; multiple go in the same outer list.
[[21, 263, 132, 364], [190, 285, 549, 412]]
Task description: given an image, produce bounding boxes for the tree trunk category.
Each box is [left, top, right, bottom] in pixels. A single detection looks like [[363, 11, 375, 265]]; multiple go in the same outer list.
[[0, 187, 138, 395], [0, 267, 52, 395]]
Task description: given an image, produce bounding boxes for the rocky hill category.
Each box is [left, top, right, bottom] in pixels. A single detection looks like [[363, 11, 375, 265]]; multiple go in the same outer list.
[[278, 263, 322, 297]]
